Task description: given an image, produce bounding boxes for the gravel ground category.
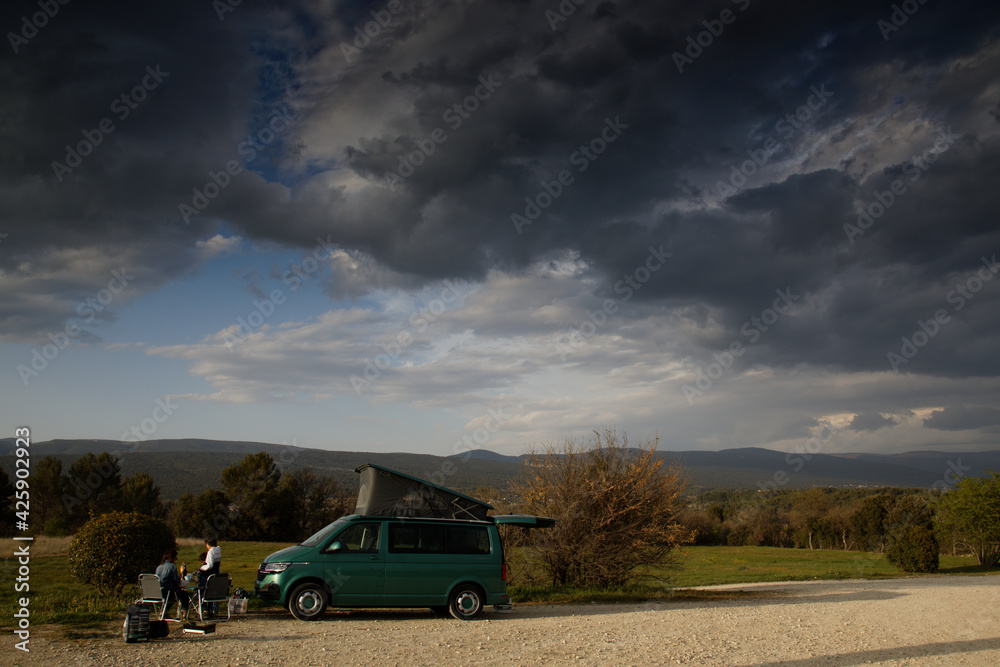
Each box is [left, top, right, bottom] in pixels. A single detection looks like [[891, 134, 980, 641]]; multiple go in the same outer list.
[[6, 575, 999, 666]]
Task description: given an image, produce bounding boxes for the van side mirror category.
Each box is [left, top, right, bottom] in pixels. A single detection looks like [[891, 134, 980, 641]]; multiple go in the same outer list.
[[328, 540, 344, 552]]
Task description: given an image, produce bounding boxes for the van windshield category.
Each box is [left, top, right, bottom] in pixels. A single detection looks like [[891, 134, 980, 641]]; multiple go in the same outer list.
[[300, 519, 348, 547]]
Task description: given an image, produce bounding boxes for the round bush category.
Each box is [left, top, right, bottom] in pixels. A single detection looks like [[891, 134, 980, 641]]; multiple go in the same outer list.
[[68, 512, 176, 596], [886, 525, 939, 573]]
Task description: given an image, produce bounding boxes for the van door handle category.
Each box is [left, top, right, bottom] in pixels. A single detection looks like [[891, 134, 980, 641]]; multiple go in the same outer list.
[[370, 556, 381, 561]]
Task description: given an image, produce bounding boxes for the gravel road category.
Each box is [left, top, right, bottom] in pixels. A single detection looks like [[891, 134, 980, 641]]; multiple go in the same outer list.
[[7, 575, 999, 666]]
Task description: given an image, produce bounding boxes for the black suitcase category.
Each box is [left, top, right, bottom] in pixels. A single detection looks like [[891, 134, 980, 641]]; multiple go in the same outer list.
[[123, 603, 151, 643]]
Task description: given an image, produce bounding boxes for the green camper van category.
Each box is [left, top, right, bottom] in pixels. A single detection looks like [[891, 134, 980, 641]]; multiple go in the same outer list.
[[254, 464, 554, 621]]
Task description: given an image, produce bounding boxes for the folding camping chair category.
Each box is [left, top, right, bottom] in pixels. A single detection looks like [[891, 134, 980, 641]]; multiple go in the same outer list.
[[197, 573, 232, 622], [138, 573, 181, 622]]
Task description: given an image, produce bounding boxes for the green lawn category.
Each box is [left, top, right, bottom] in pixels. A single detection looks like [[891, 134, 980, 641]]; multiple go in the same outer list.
[[1, 541, 995, 636], [669, 546, 994, 587], [673, 546, 895, 586]]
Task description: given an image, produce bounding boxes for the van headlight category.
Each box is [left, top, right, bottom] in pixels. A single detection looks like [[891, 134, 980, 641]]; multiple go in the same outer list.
[[262, 562, 291, 573]]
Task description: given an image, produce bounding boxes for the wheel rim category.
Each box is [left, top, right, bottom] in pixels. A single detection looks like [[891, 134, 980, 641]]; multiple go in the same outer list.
[[296, 589, 322, 615], [454, 591, 481, 616]]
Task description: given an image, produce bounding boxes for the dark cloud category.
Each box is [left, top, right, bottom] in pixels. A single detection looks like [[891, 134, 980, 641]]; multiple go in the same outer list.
[[924, 406, 1000, 431], [2, 0, 1000, 390]]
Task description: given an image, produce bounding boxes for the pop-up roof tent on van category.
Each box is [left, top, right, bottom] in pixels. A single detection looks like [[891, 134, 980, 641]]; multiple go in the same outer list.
[[353, 463, 555, 527], [354, 463, 492, 520]]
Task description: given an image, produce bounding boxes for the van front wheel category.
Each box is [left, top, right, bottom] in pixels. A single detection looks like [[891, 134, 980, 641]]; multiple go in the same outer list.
[[289, 583, 328, 621], [448, 584, 484, 620]]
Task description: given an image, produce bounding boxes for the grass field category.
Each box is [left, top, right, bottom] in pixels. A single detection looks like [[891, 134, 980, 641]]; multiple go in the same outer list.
[[1, 539, 995, 637], [670, 546, 993, 586]]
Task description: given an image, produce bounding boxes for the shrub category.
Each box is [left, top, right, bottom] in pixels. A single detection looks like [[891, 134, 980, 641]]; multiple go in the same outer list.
[[886, 524, 939, 573], [512, 428, 692, 587], [936, 472, 1000, 567], [68, 511, 176, 596]]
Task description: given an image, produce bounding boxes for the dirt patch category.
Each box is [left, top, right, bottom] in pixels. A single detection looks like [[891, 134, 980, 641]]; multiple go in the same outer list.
[[6, 575, 999, 666]]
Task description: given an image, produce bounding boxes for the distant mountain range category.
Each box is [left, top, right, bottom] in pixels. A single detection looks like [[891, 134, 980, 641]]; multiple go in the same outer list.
[[2, 438, 998, 500]]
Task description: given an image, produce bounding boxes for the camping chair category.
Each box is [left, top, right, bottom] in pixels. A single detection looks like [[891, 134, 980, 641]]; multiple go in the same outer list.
[[197, 573, 232, 622], [138, 573, 181, 622]]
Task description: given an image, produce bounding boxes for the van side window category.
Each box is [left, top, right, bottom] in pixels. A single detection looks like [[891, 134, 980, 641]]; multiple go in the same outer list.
[[328, 522, 381, 552], [447, 526, 491, 555], [389, 525, 417, 552], [388, 523, 490, 554]]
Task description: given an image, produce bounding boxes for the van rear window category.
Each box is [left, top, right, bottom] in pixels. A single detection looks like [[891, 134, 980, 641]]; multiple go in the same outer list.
[[389, 523, 490, 555]]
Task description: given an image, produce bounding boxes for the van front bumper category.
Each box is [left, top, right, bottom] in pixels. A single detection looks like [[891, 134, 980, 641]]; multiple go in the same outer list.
[[255, 583, 281, 601]]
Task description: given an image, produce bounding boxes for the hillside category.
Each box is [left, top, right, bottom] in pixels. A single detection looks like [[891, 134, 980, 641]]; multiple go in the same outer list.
[[2, 438, 998, 500]]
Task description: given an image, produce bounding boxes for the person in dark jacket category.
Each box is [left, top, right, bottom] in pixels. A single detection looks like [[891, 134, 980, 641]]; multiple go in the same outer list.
[[155, 549, 190, 621]]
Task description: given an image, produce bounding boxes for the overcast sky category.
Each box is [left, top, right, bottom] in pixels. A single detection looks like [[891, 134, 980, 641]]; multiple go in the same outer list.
[[3, 0, 1000, 457]]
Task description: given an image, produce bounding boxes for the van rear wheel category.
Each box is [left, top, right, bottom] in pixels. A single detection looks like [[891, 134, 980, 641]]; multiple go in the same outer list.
[[448, 584, 484, 620], [289, 583, 328, 621]]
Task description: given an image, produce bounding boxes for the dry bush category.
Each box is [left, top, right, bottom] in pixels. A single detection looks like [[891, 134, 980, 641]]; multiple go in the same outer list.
[[512, 428, 693, 587]]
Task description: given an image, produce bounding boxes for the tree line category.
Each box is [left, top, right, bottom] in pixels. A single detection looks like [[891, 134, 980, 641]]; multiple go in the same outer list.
[[682, 478, 1000, 570], [22, 451, 354, 542]]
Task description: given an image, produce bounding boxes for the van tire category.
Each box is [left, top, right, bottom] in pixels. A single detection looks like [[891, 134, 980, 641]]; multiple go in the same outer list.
[[288, 583, 328, 621], [448, 584, 484, 620]]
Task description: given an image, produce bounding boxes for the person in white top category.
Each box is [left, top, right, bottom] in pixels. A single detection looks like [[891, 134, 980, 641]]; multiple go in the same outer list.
[[198, 537, 222, 615]]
